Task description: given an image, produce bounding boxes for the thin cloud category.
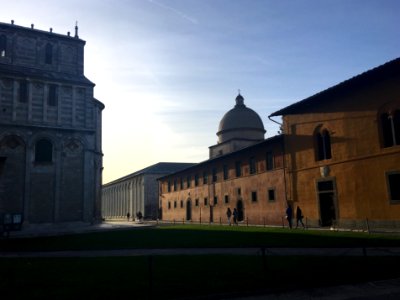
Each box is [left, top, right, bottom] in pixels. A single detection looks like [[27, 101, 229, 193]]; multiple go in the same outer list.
[[147, 0, 198, 25]]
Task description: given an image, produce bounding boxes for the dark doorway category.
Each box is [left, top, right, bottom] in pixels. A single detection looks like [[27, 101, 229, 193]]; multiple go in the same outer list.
[[186, 199, 192, 221], [0, 157, 6, 176], [236, 200, 244, 222], [158, 208, 162, 220], [317, 179, 337, 227], [209, 205, 213, 223]]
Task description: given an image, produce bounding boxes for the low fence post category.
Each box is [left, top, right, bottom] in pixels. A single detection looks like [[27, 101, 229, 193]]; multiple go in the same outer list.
[[365, 218, 370, 234], [263, 217, 266, 228], [246, 218, 249, 227]]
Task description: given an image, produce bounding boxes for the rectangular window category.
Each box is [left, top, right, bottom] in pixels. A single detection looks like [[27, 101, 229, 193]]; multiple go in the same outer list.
[[251, 191, 257, 202], [266, 151, 274, 171], [249, 156, 256, 174], [224, 195, 229, 204], [223, 165, 228, 180], [173, 179, 177, 191], [168, 202, 171, 209], [195, 199, 199, 207], [180, 200, 184, 208], [213, 196, 218, 205], [167, 180, 171, 192], [212, 168, 217, 182], [174, 201, 177, 208], [203, 171, 208, 184], [180, 177, 184, 189], [194, 174, 199, 186], [237, 188, 241, 195], [187, 175, 191, 188], [19, 80, 28, 103], [387, 172, 400, 203], [204, 197, 208, 206], [235, 161, 242, 177], [268, 188, 276, 201], [48, 84, 58, 106]]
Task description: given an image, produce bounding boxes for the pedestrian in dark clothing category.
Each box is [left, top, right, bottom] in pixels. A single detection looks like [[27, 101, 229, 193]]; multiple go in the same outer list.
[[226, 208, 232, 225], [296, 206, 305, 228], [233, 208, 238, 225], [126, 212, 130, 221], [286, 205, 293, 229]]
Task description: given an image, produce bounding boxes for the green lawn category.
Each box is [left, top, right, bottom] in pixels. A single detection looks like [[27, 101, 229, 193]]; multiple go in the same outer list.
[[1, 224, 400, 251], [1, 225, 400, 299]]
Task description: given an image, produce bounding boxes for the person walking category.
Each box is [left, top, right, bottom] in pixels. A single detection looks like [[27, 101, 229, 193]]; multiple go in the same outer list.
[[226, 208, 232, 225], [285, 204, 293, 229], [233, 208, 238, 225], [296, 206, 305, 228], [126, 212, 130, 221]]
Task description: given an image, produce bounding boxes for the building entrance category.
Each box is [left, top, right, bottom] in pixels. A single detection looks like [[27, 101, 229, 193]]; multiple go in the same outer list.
[[209, 206, 213, 223], [317, 180, 337, 226], [186, 199, 192, 221], [237, 200, 244, 222]]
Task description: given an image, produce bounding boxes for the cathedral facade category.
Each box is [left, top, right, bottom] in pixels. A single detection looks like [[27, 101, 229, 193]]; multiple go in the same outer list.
[[159, 58, 400, 229], [0, 21, 104, 228]]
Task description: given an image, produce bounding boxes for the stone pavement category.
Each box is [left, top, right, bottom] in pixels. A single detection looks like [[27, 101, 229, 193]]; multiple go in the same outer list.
[[1, 247, 400, 258], [221, 277, 400, 300], [5, 220, 154, 238]]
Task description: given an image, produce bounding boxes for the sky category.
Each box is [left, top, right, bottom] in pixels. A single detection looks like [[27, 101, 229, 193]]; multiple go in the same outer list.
[[2, 0, 400, 183]]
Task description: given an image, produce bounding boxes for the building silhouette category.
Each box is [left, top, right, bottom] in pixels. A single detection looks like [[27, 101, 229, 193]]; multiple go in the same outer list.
[[0, 21, 104, 228]]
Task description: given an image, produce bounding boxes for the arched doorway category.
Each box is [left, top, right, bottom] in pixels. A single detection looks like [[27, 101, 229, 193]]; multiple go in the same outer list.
[[236, 199, 244, 222], [186, 199, 192, 221]]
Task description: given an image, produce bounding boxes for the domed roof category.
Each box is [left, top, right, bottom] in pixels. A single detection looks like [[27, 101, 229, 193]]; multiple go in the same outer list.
[[217, 94, 265, 143]]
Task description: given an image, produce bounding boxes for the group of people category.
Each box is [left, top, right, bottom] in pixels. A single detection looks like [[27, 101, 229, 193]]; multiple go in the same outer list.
[[126, 211, 143, 222], [226, 207, 238, 225], [285, 205, 305, 229]]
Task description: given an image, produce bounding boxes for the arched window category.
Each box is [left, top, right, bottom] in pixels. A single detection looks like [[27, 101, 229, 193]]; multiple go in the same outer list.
[[381, 109, 400, 148], [45, 43, 53, 64], [0, 35, 6, 57], [315, 128, 332, 161], [35, 139, 53, 163]]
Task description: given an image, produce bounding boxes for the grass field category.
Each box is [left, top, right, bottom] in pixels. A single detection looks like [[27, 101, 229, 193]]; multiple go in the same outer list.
[[1, 225, 400, 299], [1, 224, 400, 251]]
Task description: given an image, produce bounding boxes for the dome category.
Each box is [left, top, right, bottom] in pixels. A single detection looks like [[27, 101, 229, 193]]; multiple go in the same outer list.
[[217, 94, 265, 143]]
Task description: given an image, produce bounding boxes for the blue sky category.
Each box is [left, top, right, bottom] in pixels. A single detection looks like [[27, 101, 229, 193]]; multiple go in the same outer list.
[[2, 0, 400, 183]]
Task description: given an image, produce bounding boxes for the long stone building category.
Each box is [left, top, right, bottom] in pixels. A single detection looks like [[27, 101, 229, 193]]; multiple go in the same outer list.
[[159, 58, 400, 229], [159, 94, 287, 225], [270, 57, 400, 228], [0, 21, 104, 228], [102, 162, 195, 220]]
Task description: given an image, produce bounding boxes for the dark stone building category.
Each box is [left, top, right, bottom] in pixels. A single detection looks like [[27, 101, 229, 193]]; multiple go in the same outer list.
[[0, 21, 104, 228]]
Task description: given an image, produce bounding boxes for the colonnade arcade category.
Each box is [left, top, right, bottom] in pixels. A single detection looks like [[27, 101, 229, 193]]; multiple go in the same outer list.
[[102, 177, 144, 219]]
